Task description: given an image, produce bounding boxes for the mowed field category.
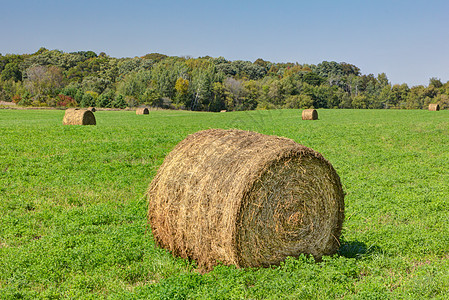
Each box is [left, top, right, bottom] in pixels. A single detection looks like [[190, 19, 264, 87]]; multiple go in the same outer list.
[[1, 109, 448, 299]]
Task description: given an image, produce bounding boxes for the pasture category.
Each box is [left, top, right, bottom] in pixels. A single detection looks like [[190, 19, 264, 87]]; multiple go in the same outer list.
[[0, 109, 448, 299]]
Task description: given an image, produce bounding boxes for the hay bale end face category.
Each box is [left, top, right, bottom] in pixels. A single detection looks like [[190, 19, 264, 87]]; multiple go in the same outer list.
[[429, 103, 440, 111], [63, 108, 96, 125], [136, 107, 149, 114], [302, 109, 318, 120], [148, 129, 345, 271]]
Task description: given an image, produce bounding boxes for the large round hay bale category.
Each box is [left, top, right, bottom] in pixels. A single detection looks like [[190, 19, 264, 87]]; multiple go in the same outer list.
[[429, 103, 440, 111], [302, 109, 318, 120], [63, 108, 96, 125], [136, 107, 149, 115], [148, 129, 344, 271]]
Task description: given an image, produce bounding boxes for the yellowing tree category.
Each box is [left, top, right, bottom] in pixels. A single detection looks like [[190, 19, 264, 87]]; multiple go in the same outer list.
[[175, 77, 189, 104]]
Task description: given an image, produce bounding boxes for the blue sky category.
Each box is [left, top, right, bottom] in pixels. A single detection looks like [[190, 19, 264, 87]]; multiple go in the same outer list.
[[1, 0, 448, 86]]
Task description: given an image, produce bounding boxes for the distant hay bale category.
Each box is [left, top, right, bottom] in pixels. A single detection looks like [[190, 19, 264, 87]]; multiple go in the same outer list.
[[148, 129, 344, 271], [220, 110, 227, 113], [63, 108, 96, 125], [87, 107, 96, 112], [302, 109, 318, 120], [429, 103, 440, 111], [136, 107, 149, 115]]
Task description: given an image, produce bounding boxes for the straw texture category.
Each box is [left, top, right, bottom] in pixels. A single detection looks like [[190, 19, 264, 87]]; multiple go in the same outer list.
[[302, 109, 318, 120], [62, 108, 96, 125], [148, 129, 344, 271], [136, 107, 149, 114], [429, 103, 440, 111]]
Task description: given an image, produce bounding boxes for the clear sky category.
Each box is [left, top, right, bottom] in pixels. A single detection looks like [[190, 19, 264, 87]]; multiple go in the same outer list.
[[1, 0, 448, 86]]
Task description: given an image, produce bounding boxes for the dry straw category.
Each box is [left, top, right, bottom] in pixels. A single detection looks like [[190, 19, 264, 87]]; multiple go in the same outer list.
[[136, 107, 149, 115], [429, 103, 440, 111], [62, 108, 96, 125], [302, 109, 318, 120], [148, 129, 345, 271]]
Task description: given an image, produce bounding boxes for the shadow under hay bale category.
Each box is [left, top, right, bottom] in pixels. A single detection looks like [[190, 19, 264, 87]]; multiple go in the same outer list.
[[136, 107, 149, 114], [429, 103, 440, 111], [87, 107, 96, 112], [148, 129, 345, 271], [63, 108, 96, 125], [302, 109, 318, 120]]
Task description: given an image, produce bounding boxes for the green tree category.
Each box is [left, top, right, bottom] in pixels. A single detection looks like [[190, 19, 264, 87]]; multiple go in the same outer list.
[[284, 94, 313, 109], [111, 94, 127, 108], [351, 94, 368, 109], [266, 79, 284, 107], [96, 90, 114, 108], [379, 85, 392, 109], [377, 73, 389, 88], [1, 63, 22, 81], [253, 58, 270, 71], [191, 68, 214, 110], [340, 62, 360, 76], [302, 72, 324, 86], [117, 57, 153, 78], [406, 85, 437, 109], [141, 88, 162, 107], [150, 59, 185, 99], [116, 70, 151, 104], [429, 77, 443, 88], [390, 84, 410, 108], [210, 82, 226, 112], [141, 53, 168, 62], [81, 76, 111, 94], [80, 92, 95, 107], [312, 61, 343, 78], [60, 82, 82, 99], [230, 60, 266, 80], [242, 80, 260, 110], [312, 85, 331, 108]]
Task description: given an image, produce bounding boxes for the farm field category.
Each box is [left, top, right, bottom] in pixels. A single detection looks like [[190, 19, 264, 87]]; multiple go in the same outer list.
[[1, 108, 448, 299]]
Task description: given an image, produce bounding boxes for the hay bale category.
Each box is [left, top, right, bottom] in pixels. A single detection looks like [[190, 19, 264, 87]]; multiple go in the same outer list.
[[148, 129, 344, 271], [302, 109, 318, 120], [62, 108, 96, 125], [136, 107, 149, 115], [220, 110, 227, 113], [87, 107, 96, 112], [429, 103, 440, 111]]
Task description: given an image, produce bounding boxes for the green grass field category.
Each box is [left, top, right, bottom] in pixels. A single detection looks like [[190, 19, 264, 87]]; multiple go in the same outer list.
[[1, 109, 448, 299]]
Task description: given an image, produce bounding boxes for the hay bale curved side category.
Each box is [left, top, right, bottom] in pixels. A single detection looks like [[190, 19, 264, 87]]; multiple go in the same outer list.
[[136, 107, 149, 114], [429, 103, 440, 111], [147, 129, 344, 270], [302, 109, 318, 120], [63, 109, 96, 125]]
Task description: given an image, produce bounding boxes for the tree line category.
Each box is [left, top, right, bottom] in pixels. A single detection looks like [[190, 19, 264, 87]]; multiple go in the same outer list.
[[1, 48, 447, 111]]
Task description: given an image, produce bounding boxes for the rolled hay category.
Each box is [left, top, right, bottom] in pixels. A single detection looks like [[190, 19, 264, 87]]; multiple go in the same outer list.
[[302, 109, 318, 120], [148, 129, 344, 271], [87, 107, 96, 112], [62, 108, 96, 125], [136, 107, 149, 115], [429, 103, 440, 111]]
